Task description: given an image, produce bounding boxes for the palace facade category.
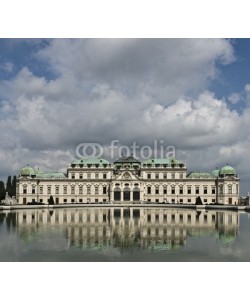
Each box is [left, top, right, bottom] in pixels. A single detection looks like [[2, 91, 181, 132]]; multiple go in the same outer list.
[[16, 156, 240, 205]]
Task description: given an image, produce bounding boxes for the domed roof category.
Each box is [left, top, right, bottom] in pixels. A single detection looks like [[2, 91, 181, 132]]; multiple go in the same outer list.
[[212, 169, 220, 177], [219, 165, 236, 176], [20, 166, 35, 176]]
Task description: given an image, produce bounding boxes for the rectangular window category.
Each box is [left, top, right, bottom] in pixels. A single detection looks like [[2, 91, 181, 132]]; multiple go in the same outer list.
[[95, 186, 99, 195], [71, 186, 75, 194], [39, 186, 43, 194], [188, 199, 191, 203], [171, 173, 175, 179], [204, 199, 207, 203], [219, 186, 223, 194], [64, 199, 67, 203], [95, 173, 99, 179], [180, 199, 183, 203], [71, 174, 75, 179], [147, 173, 151, 179], [228, 185, 232, 194], [155, 187, 159, 194], [171, 187, 175, 194], [79, 186, 83, 194], [212, 187, 216, 194], [188, 187, 191, 194], [204, 187, 207, 194], [147, 186, 151, 194], [55, 186, 59, 194], [163, 173, 167, 179], [179, 173, 183, 179], [163, 188, 167, 194], [79, 174, 83, 179], [87, 186, 91, 194], [179, 187, 183, 194], [23, 188, 27, 194], [71, 199, 74, 203], [87, 173, 91, 179], [156, 199, 159, 203], [47, 186, 51, 195], [103, 186, 107, 194], [79, 199, 83, 203], [195, 187, 199, 194], [63, 186, 67, 194], [32, 188, 35, 194], [103, 173, 107, 179], [155, 173, 159, 179]]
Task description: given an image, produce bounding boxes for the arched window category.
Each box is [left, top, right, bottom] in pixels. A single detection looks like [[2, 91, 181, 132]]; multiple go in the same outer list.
[[133, 187, 140, 201], [114, 187, 121, 201], [123, 187, 131, 201]]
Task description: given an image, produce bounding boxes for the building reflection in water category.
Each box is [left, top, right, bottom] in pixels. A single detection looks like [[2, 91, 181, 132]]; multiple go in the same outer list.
[[0, 208, 240, 252]]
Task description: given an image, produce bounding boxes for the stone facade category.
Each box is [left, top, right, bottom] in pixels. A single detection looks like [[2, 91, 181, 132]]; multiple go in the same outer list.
[[16, 156, 240, 205]]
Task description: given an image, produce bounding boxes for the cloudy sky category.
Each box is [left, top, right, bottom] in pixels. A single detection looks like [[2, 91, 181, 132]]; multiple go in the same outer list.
[[0, 39, 250, 194]]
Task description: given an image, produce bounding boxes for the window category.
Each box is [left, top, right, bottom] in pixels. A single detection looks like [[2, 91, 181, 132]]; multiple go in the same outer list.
[[147, 186, 151, 194], [179, 187, 183, 194], [155, 173, 159, 179], [179, 173, 183, 179], [71, 186, 75, 194], [203, 187, 207, 194], [212, 199, 215, 202], [188, 199, 191, 203], [39, 186, 43, 194], [95, 186, 99, 195], [71, 199, 75, 203], [79, 186, 83, 194], [63, 186, 67, 194], [171, 187, 175, 194], [103, 173, 107, 179], [171, 173, 175, 179], [228, 185, 232, 194], [147, 173, 151, 179], [155, 187, 159, 194], [195, 187, 199, 194], [32, 187, 35, 194], [180, 199, 183, 203], [163, 187, 167, 194], [95, 199, 98, 203], [87, 186, 91, 194], [79, 174, 83, 179], [55, 186, 59, 194], [212, 186, 216, 194], [188, 186, 191, 194], [219, 185, 223, 194], [47, 186, 51, 194], [236, 184, 239, 194], [64, 199, 67, 203], [87, 173, 91, 179], [204, 199, 207, 203], [163, 173, 167, 179], [95, 173, 99, 179], [103, 186, 107, 194], [79, 199, 83, 203], [23, 187, 27, 194], [156, 199, 159, 203], [71, 174, 75, 179]]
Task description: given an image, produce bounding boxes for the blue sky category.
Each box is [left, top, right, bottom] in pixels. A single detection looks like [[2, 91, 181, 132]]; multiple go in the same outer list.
[[0, 39, 249, 194]]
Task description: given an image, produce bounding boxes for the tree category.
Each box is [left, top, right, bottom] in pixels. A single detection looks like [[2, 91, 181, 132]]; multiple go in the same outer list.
[[11, 176, 17, 197], [48, 196, 54, 205], [0, 181, 5, 201], [6, 176, 12, 197], [195, 196, 203, 205]]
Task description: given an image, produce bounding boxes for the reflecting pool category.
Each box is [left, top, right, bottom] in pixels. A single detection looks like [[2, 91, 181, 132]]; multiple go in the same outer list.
[[0, 207, 250, 261]]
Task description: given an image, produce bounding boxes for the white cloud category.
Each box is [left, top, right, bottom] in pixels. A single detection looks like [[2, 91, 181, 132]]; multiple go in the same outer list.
[[1, 38, 250, 193], [0, 62, 14, 73], [228, 93, 241, 104]]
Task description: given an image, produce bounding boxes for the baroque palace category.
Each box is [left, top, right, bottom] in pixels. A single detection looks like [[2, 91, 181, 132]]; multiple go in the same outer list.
[[16, 155, 240, 205]]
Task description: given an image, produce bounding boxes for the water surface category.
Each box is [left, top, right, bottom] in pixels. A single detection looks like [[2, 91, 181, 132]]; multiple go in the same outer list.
[[0, 207, 249, 261]]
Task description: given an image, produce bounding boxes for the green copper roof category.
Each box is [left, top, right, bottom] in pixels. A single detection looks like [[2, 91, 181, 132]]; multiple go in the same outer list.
[[143, 158, 183, 166], [211, 169, 220, 177], [187, 172, 212, 179], [114, 155, 141, 165], [219, 165, 236, 176], [20, 166, 35, 176], [72, 157, 110, 166]]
